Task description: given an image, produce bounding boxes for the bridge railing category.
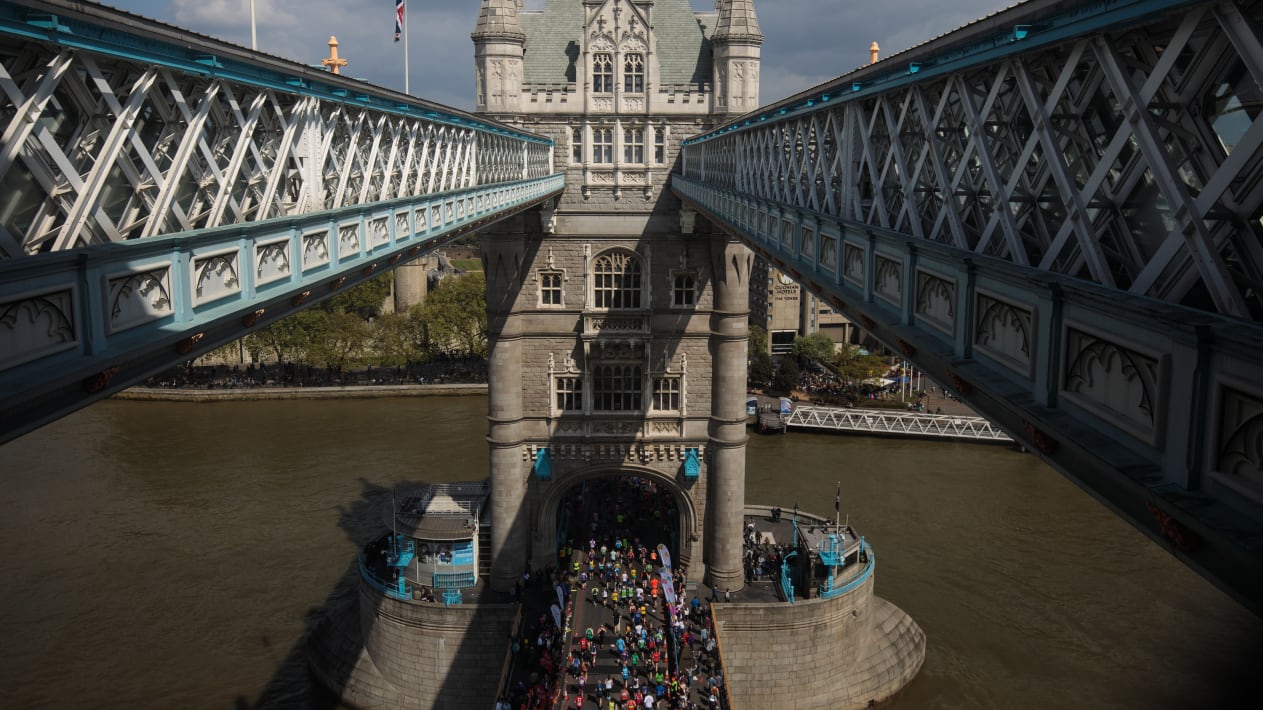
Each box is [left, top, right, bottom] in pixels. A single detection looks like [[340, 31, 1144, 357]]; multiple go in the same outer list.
[[0, 0, 555, 258], [676, 0, 1263, 613]]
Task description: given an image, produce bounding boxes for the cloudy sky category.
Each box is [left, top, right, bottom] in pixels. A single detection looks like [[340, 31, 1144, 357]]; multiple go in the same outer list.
[[98, 0, 1017, 110]]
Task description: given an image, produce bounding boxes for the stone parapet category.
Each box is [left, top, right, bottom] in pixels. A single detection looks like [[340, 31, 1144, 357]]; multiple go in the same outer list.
[[713, 576, 925, 710]]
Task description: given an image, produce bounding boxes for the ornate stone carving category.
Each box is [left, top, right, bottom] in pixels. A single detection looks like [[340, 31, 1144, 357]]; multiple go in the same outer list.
[[590, 171, 615, 184], [1216, 386, 1263, 492], [844, 244, 864, 283], [369, 217, 390, 247], [915, 271, 955, 333], [193, 253, 240, 304], [592, 97, 614, 111], [974, 294, 1032, 374], [303, 231, 330, 270], [1062, 328, 1159, 436], [255, 241, 291, 285], [0, 289, 76, 370], [338, 223, 360, 255], [109, 269, 173, 333], [874, 256, 902, 304]]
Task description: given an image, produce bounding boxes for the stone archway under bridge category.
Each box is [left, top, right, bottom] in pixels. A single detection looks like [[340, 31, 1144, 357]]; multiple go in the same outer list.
[[533, 465, 701, 578]]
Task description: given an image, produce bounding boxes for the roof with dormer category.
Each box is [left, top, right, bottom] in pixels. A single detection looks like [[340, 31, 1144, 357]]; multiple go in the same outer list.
[[517, 0, 716, 86]]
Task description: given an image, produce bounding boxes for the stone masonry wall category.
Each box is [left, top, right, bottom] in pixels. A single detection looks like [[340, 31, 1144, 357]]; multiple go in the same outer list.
[[712, 571, 924, 710], [358, 585, 517, 709]]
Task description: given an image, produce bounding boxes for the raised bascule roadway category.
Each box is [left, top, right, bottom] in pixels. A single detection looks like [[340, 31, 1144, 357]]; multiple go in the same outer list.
[[1, 0, 1261, 624]]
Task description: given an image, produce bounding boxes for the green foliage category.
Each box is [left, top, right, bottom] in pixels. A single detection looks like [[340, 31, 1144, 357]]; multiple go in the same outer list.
[[326, 273, 393, 319], [415, 272, 488, 358], [791, 331, 836, 365], [748, 324, 769, 359], [245, 309, 326, 366], [772, 357, 800, 393], [305, 311, 371, 371], [748, 350, 774, 389], [834, 346, 888, 383], [371, 312, 427, 367], [450, 259, 484, 272]]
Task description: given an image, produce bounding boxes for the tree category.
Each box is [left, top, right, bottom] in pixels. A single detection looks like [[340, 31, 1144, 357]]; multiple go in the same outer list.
[[306, 310, 370, 372], [327, 273, 393, 319], [772, 357, 800, 393], [748, 324, 769, 359], [415, 272, 487, 358], [791, 331, 836, 365], [372, 312, 427, 367], [748, 350, 774, 389], [245, 309, 325, 366], [835, 346, 887, 384]]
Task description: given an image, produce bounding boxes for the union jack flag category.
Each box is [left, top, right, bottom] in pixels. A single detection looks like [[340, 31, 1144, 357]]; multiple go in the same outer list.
[[394, 0, 405, 42]]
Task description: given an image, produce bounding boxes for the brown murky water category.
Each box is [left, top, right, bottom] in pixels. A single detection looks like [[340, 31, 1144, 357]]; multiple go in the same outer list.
[[0, 397, 1256, 708]]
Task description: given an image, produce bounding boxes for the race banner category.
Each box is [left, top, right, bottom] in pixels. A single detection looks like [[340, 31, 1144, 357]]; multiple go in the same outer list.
[[659, 568, 677, 606], [657, 544, 672, 571]]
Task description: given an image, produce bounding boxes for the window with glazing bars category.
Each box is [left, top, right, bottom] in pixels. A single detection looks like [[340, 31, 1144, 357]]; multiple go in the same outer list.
[[540, 271, 563, 306], [593, 128, 613, 163], [654, 126, 666, 164], [652, 377, 680, 411], [593, 53, 614, 93], [624, 53, 644, 93], [555, 376, 583, 411], [593, 365, 642, 411], [672, 273, 696, 306], [572, 127, 583, 164], [624, 127, 644, 164], [593, 252, 642, 309]]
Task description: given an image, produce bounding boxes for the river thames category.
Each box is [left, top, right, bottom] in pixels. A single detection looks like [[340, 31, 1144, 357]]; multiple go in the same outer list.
[[0, 396, 1257, 708]]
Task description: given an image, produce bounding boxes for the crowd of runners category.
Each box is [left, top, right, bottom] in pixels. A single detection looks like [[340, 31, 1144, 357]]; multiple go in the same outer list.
[[497, 479, 728, 710]]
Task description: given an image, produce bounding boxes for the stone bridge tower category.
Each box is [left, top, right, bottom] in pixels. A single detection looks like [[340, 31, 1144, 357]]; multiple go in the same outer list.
[[473, 0, 762, 594]]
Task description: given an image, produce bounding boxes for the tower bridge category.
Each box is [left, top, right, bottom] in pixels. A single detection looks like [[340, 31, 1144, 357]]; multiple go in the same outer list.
[[0, 0, 1261, 706]]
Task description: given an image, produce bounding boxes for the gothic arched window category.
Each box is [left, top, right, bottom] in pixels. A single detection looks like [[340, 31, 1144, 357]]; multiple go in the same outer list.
[[593, 53, 614, 93], [624, 53, 644, 93], [592, 251, 643, 309]]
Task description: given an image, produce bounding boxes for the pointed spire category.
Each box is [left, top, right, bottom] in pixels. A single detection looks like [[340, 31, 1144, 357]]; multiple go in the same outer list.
[[714, 0, 762, 45], [472, 0, 525, 43]]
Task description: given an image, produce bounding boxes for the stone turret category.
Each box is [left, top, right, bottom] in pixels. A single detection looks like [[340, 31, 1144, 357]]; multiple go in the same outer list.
[[472, 0, 526, 114], [711, 0, 762, 116]]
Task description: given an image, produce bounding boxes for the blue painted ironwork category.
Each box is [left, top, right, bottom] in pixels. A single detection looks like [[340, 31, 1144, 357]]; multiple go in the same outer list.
[[684, 0, 1191, 146], [534, 448, 552, 481], [359, 554, 413, 601], [433, 571, 476, 590], [819, 540, 874, 601], [387, 535, 416, 568], [675, 0, 1263, 614], [442, 590, 464, 606], [683, 448, 700, 481]]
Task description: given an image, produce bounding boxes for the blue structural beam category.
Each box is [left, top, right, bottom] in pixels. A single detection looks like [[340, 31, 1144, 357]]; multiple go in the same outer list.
[[673, 174, 1263, 616], [674, 0, 1263, 615], [0, 173, 563, 445]]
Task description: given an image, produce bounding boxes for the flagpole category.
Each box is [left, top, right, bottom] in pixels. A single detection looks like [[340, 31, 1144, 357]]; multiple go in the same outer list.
[[404, 1, 410, 95], [249, 0, 257, 50]]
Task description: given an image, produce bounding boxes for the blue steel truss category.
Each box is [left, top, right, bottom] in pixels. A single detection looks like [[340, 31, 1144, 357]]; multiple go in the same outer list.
[[0, 0, 563, 444], [677, 0, 1263, 614]]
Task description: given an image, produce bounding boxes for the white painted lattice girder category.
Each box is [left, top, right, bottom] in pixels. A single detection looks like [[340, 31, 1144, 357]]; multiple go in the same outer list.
[[684, 2, 1263, 322], [785, 406, 1013, 441], [0, 31, 552, 259]]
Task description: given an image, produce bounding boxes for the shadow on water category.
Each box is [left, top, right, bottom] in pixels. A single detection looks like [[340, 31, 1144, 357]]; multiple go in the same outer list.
[[236, 476, 532, 709]]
